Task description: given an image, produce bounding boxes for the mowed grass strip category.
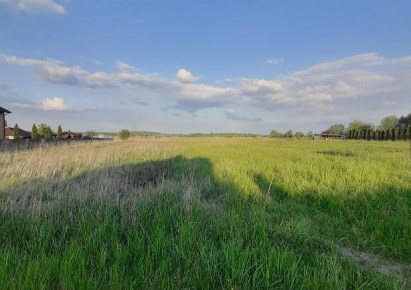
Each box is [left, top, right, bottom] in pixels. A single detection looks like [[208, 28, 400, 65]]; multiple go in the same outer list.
[[0, 138, 409, 289]]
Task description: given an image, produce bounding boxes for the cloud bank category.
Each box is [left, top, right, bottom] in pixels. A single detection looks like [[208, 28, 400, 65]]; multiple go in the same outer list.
[[2, 52, 411, 123], [0, 0, 65, 15]]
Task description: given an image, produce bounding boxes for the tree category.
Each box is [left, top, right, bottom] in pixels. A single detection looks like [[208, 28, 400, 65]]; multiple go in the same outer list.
[[295, 131, 304, 139], [44, 127, 53, 140], [13, 123, 20, 141], [37, 123, 52, 139], [84, 130, 97, 139], [378, 115, 399, 131], [269, 130, 283, 138], [118, 129, 130, 140], [31, 124, 38, 139], [324, 123, 344, 135], [347, 120, 374, 133], [398, 113, 411, 129], [285, 130, 293, 138], [306, 130, 313, 139], [57, 125, 63, 140]]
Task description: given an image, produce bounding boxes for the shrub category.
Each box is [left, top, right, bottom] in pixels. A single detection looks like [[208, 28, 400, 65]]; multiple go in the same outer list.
[[118, 129, 130, 140]]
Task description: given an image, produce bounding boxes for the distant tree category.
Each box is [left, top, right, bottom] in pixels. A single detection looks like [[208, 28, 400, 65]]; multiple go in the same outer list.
[[295, 131, 304, 139], [378, 115, 399, 131], [403, 127, 408, 141], [408, 125, 411, 140], [381, 130, 385, 141], [269, 130, 283, 138], [372, 130, 376, 140], [347, 120, 374, 132], [385, 129, 390, 141], [398, 113, 411, 129], [31, 124, 38, 139], [57, 125, 63, 140], [44, 127, 53, 140], [391, 128, 396, 141], [118, 129, 130, 140], [285, 130, 293, 138], [324, 123, 345, 135], [306, 130, 314, 139], [13, 123, 20, 141], [84, 130, 97, 139], [37, 123, 52, 139], [366, 129, 371, 141], [395, 127, 401, 141]]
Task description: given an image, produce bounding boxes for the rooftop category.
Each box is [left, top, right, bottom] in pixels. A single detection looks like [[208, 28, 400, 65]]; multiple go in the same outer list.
[[0, 107, 11, 114]]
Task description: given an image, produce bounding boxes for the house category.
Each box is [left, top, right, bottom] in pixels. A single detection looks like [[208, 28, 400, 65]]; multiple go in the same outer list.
[[0, 106, 11, 140], [62, 132, 82, 139], [5, 127, 31, 140], [313, 133, 344, 140]]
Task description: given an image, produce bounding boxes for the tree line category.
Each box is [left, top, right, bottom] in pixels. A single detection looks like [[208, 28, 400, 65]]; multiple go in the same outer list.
[[323, 113, 411, 141], [11, 123, 93, 140]]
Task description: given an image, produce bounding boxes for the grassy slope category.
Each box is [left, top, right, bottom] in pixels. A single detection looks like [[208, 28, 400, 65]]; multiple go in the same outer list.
[[0, 138, 410, 289]]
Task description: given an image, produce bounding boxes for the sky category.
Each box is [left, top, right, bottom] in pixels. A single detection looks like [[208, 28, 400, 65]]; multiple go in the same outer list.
[[0, 0, 410, 134]]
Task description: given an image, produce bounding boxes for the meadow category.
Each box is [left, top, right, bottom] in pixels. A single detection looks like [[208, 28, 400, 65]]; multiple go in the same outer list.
[[0, 137, 410, 289]]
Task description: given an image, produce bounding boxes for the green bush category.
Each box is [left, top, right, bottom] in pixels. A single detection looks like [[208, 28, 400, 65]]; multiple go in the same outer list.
[[118, 129, 130, 140]]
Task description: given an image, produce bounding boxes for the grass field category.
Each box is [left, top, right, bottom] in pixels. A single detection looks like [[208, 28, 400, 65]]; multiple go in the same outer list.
[[0, 137, 410, 289]]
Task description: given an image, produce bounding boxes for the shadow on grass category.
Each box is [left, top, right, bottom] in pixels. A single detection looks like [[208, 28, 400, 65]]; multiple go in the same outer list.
[[0, 155, 409, 289]]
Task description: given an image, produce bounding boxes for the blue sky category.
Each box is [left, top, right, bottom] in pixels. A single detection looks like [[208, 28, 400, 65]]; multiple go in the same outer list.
[[0, 0, 410, 134]]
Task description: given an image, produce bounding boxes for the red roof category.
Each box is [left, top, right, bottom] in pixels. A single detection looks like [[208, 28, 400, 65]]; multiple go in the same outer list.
[[5, 127, 31, 138]]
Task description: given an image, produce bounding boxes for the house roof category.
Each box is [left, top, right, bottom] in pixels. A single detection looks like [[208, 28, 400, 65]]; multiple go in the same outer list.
[[5, 127, 31, 138], [0, 106, 11, 114]]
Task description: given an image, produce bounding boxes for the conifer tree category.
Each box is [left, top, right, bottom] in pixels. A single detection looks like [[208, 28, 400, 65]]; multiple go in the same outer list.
[[57, 125, 63, 140], [13, 123, 20, 141], [31, 124, 38, 139]]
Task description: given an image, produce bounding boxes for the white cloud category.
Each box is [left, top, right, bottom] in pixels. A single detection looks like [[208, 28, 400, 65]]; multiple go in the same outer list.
[[267, 58, 283, 65], [116, 61, 137, 73], [239, 79, 283, 95], [2, 53, 411, 117], [176, 68, 199, 83], [0, 0, 65, 15], [41, 97, 68, 111]]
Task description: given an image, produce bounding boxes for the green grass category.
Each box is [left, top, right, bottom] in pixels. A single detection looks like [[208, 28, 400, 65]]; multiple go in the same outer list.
[[0, 138, 410, 289]]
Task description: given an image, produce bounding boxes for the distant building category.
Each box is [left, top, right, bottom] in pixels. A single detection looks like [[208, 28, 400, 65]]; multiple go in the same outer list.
[[313, 133, 344, 140], [5, 127, 31, 140], [0, 106, 11, 140], [62, 132, 82, 139]]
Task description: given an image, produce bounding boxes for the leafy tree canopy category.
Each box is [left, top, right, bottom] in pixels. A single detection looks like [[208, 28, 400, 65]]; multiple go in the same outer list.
[[118, 129, 130, 140], [323, 123, 345, 135], [347, 120, 374, 132], [378, 115, 398, 131], [269, 130, 283, 138]]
